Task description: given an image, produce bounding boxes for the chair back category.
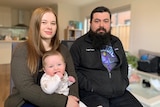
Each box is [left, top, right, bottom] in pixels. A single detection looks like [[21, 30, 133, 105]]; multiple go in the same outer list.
[[61, 40, 74, 50]]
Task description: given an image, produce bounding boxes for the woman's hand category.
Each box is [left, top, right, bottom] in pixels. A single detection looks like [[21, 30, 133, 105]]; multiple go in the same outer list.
[[66, 95, 79, 107]]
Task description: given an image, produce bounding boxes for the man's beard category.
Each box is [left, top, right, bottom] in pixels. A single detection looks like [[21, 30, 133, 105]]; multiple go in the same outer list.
[[89, 27, 111, 50]]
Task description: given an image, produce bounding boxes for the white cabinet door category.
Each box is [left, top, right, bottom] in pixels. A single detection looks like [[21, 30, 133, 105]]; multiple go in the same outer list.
[[0, 7, 11, 27]]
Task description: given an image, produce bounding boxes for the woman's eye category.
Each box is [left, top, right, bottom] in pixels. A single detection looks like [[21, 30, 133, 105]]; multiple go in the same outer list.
[[51, 22, 56, 25], [42, 21, 47, 24]]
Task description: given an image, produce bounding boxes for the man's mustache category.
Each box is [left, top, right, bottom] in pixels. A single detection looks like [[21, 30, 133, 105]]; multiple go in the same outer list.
[[96, 27, 107, 32]]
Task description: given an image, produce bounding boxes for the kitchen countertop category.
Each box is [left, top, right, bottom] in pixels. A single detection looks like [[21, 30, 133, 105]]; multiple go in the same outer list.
[[0, 41, 24, 64]]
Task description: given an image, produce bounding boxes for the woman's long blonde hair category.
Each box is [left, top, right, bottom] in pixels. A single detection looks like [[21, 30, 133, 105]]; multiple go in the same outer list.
[[27, 7, 60, 74]]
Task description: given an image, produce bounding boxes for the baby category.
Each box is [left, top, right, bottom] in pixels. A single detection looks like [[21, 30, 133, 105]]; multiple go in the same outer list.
[[40, 50, 87, 107]]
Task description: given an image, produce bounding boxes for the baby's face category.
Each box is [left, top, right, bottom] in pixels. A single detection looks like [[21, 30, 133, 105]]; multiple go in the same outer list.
[[43, 55, 66, 76]]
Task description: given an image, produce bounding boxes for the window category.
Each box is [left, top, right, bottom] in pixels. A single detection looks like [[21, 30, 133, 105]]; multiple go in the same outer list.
[[111, 10, 131, 51], [111, 10, 131, 26], [84, 17, 90, 34]]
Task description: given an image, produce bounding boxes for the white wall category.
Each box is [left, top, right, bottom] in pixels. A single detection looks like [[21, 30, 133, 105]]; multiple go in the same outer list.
[[80, 0, 132, 19], [130, 0, 160, 55], [80, 0, 160, 56], [0, 6, 12, 27], [58, 3, 80, 40]]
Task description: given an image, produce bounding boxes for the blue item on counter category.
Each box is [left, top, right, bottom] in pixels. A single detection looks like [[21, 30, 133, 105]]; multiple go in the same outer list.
[[140, 54, 148, 61]]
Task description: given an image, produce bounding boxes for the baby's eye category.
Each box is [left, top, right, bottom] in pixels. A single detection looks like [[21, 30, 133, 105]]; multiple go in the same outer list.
[[58, 64, 62, 66], [49, 65, 53, 68]]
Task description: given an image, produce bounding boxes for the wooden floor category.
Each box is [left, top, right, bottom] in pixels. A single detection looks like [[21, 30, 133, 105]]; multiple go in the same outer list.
[[0, 64, 10, 107]]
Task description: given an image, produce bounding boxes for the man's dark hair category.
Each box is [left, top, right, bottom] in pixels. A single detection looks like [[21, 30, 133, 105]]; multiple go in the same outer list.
[[90, 6, 111, 22]]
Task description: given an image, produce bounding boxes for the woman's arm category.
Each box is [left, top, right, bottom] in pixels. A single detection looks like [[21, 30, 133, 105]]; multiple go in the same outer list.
[[59, 44, 79, 98]]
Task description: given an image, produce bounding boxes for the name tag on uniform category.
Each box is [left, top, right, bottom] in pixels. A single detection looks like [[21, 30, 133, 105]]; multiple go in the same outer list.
[[86, 48, 95, 52], [114, 48, 119, 51]]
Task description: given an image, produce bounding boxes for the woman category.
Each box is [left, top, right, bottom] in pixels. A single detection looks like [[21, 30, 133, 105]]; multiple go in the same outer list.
[[5, 7, 79, 107]]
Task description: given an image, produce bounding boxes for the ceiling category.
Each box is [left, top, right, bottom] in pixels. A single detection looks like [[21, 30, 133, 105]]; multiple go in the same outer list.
[[0, 0, 102, 9]]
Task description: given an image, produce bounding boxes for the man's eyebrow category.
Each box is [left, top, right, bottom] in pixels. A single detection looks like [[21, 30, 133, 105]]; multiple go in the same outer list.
[[94, 18, 101, 21], [104, 18, 109, 21]]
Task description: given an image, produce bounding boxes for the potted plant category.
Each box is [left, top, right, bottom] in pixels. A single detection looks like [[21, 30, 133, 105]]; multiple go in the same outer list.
[[125, 52, 141, 83], [125, 51, 138, 69], [125, 51, 139, 78]]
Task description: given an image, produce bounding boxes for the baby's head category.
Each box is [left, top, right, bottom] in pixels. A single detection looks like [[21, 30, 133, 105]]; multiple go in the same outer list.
[[42, 50, 66, 76]]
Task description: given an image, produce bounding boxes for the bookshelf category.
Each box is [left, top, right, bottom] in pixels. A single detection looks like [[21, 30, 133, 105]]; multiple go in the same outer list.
[[64, 28, 83, 40]]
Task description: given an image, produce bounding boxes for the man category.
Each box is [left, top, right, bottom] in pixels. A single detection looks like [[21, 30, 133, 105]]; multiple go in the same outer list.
[[70, 6, 143, 107]]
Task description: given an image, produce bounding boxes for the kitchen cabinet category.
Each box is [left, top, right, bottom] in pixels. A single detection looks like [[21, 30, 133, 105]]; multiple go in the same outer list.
[[0, 41, 12, 64], [0, 26, 27, 64], [0, 41, 24, 64]]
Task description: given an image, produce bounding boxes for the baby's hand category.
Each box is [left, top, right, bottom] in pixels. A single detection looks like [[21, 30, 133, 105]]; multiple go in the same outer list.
[[56, 72, 63, 79], [68, 76, 76, 83]]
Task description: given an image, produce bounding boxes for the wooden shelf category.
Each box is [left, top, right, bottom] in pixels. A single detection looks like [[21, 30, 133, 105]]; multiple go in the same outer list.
[[64, 28, 83, 40]]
